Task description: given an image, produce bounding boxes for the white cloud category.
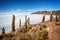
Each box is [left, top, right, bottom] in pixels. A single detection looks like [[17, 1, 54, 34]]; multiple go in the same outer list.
[[11, 10, 14, 11], [27, 10, 37, 12], [0, 9, 38, 12], [33, 10, 37, 12], [9, 9, 21, 12], [16, 9, 21, 11], [27, 10, 32, 11]]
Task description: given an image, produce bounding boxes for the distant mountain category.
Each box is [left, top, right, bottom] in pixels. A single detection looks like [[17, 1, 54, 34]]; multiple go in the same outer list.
[[31, 10, 60, 15]]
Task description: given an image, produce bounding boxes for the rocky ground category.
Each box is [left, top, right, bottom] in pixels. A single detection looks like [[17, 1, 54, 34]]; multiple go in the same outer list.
[[0, 19, 60, 40]]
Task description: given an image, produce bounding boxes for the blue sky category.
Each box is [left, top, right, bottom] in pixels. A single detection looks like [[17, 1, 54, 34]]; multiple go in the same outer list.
[[0, 0, 60, 11]]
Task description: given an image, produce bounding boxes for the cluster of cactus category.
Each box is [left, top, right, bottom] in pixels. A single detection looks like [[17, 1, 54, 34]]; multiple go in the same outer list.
[[12, 15, 15, 32], [25, 16, 30, 27], [42, 15, 45, 23]]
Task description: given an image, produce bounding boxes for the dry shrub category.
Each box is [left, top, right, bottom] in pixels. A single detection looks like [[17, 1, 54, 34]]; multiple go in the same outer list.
[[2, 36, 12, 40], [15, 34, 32, 40]]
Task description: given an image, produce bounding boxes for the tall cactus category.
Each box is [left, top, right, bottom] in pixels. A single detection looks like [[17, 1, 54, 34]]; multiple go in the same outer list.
[[2, 27, 5, 35], [50, 11, 53, 22], [25, 15, 27, 29], [12, 15, 15, 32], [19, 19, 21, 27], [42, 15, 45, 22], [27, 18, 30, 25]]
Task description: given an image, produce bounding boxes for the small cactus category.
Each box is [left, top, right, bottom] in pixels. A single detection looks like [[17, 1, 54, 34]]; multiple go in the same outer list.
[[2, 27, 5, 35], [25, 15, 27, 29], [55, 15, 57, 22], [42, 15, 45, 22], [59, 16, 60, 18], [12, 15, 15, 32], [25, 15, 27, 22], [27, 18, 30, 25], [50, 11, 53, 22], [19, 19, 21, 27]]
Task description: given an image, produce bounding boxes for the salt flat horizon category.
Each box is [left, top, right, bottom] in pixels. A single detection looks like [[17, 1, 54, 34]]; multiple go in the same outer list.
[[0, 11, 50, 33]]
